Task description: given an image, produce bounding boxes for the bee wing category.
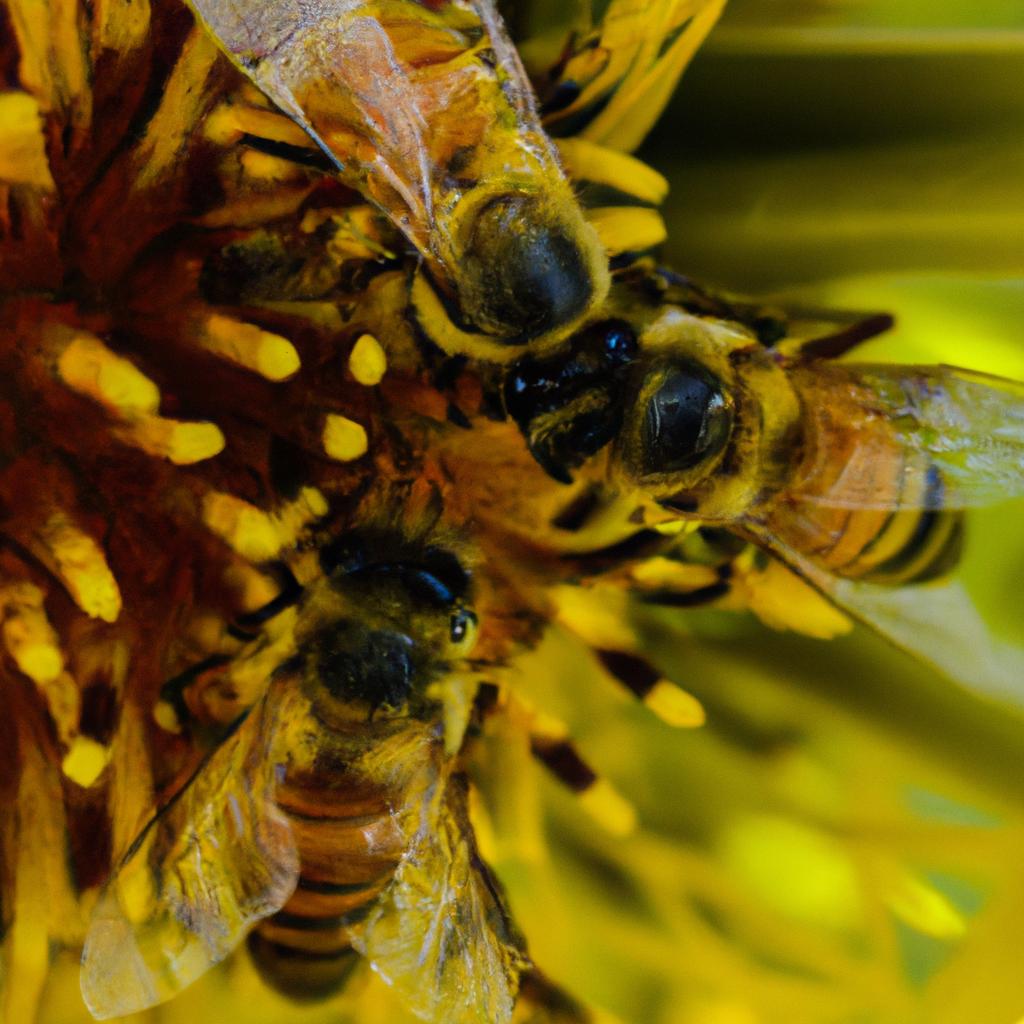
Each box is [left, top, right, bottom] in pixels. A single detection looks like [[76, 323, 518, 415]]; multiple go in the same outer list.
[[80, 679, 300, 1020], [785, 363, 1024, 511], [758, 532, 1024, 707], [350, 769, 527, 1024], [540, 0, 727, 152]]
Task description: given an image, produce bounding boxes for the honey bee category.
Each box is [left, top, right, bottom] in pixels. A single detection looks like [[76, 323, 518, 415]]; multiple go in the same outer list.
[[187, 0, 609, 351], [78, 525, 535, 1022], [474, 268, 1024, 698]]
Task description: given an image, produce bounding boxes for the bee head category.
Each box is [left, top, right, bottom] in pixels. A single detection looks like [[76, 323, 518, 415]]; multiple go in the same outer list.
[[503, 318, 639, 482], [305, 537, 478, 715]]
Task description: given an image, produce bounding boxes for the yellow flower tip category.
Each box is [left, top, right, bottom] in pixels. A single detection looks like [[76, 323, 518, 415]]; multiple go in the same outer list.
[[153, 700, 182, 734], [40, 517, 123, 622], [61, 737, 111, 788], [322, 414, 368, 462], [348, 333, 388, 386], [0, 92, 56, 189], [119, 416, 226, 464], [74, 567, 122, 623], [578, 779, 638, 838], [13, 642, 64, 685], [556, 137, 669, 205], [202, 492, 282, 561], [57, 334, 161, 416], [200, 313, 301, 381], [164, 421, 226, 464], [240, 148, 302, 181], [256, 332, 301, 381], [644, 679, 706, 728], [586, 206, 668, 255], [298, 486, 329, 518]]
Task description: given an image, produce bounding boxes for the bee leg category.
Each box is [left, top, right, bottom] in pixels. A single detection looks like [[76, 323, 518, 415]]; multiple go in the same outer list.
[[154, 653, 235, 736], [230, 561, 304, 636], [527, 713, 637, 839], [592, 648, 705, 729]]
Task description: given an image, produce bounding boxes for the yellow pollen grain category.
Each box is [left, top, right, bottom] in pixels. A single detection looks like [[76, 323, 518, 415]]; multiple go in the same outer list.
[[57, 333, 160, 417], [578, 779, 638, 838], [323, 414, 368, 462], [202, 492, 283, 562], [644, 679, 706, 728], [39, 516, 122, 623], [200, 313, 301, 381], [348, 333, 387, 386], [61, 737, 111, 788], [119, 416, 225, 464]]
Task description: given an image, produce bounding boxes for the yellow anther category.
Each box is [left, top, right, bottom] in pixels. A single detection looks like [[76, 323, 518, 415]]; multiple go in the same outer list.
[[578, 779, 638, 838], [153, 701, 182, 734], [202, 487, 327, 562], [644, 679, 706, 728], [0, 92, 55, 189], [270, 487, 329, 549], [38, 515, 122, 623], [556, 138, 669, 205], [631, 557, 720, 590], [0, 582, 63, 683], [202, 492, 282, 562], [204, 102, 315, 149], [61, 737, 111, 789], [348, 333, 387, 386], [240, 148, 303, 181], [323, 414, 368, 462], [116, 416, 225, 464], [587, 206, 667, 254], [199, 313, 301, 381], [56, 333, 160, 416]]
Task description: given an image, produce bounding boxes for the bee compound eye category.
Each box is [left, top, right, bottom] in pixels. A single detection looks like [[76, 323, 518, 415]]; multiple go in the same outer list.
[[641, 363, 732, 475]]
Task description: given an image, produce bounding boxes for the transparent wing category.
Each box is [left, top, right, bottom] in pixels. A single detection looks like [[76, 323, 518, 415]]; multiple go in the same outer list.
[[537, 0, 728, 152], [350, 770, 527, 1024], [785, 363, 1024, 511], [80, 679, 299, 1020], [760, 533, 1024, 708], [184, 0, 559, 269]]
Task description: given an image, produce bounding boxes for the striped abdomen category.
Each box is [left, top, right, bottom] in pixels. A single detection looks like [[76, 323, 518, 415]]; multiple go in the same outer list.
[[774, 391, 966, 587], [248, 770, 406, 1001]]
